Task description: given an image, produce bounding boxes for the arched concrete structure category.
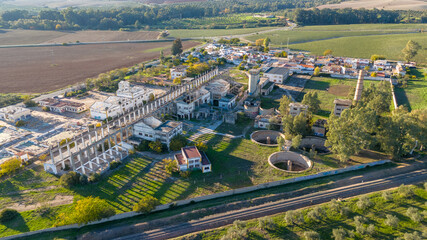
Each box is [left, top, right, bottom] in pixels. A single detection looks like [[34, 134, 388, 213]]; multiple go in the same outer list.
[[250, 130, 285, 147], [268, 151, 313, 173]]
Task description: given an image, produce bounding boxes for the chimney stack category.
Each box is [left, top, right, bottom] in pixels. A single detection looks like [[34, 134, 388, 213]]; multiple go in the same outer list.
[[354, 70, 364, 102]]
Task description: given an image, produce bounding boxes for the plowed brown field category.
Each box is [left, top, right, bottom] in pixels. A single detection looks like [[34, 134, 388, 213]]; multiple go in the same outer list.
[[0, 41, 198, 93]]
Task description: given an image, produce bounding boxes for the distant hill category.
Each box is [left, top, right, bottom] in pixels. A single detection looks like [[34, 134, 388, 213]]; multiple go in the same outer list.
[[317, 0, 427, 10]]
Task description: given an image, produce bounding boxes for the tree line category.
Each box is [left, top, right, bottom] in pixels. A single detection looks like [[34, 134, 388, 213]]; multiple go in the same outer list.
[[292, 8, 415, 25], [0, 0, 370, 30]]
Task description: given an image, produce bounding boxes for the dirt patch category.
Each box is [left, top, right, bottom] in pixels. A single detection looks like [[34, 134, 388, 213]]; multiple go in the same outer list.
[[317, 0, 427, 10], [42, 30, 160, 44], [9, 195, 74, 212], [0, 41, 198, 93], [328, 84, 352, 96]]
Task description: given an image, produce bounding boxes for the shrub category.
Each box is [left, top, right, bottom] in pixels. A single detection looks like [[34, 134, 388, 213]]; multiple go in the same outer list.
[[304, 230, 320, 240], [0, 208, 19, 223], [382, 191, 393, 201], [179, 171, 191, 178], [133, 195, 159, 214], [55, 197, 115, 226], [35, 204, 52, 218], [424, 182, 427, 191], [406, 207, 422, 223], [88, 173, 101, 183], [398, 184, 414, 197], [356, 195, 372, 210], [385, 214, 399, 228], [149, 140, 164, 153], [109, 160, 121, 170], [136, 140, 150, 151], [59, 172, 81, 188], [258, 216, 274, 230], [332, 228, 347, 240], [15, 120, 25, 127], [42, 106, 50, 112], [163, 158, 178, 174], [23, 99, 37, 107], [220, 227, 248, 240], [285, 210, 304, 225], [307, 206, 324, 222], [0, 158, 21, 176], [195, 141, 208, 152], [233, 220, 246, 230], [403, 231, 422, 240], [340, 207, 351, 217], [169, 134, 188, 151]]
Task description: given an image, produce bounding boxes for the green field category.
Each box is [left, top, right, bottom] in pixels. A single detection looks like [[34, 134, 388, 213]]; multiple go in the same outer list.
[[297, 77, 380, 117], [243, 24, 427, 64], [180, 184, 427, 240], [395, 68, 427, 110], [290, 33, 427, 64], [168, 27, 277, 38]]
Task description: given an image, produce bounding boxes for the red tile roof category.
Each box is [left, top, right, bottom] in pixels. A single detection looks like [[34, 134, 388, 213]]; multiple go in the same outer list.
[[182, 146, 201, 159], [175, 153, 186, 165]]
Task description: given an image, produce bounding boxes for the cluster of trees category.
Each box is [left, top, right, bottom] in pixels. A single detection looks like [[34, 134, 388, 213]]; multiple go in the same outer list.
[[0, 158, 22, 178], [326, 81, 426, 161], [59, 171, 101, 187], [293, 8, 402, 25], [0, 94, 24, 108], [220, 184, 425, 240], [0, 0, 340, 30]]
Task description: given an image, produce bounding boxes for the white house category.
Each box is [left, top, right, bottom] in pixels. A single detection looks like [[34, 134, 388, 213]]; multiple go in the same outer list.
[[263, 67, 290, 84], [133, 116, 183, 147], [0, 106, 31, 122], [170, 66, 189, 80], [174, 146, 211, 173]]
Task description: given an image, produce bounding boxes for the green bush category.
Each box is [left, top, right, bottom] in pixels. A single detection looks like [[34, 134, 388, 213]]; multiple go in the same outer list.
[[109, 160, 121, 170], [15, 120, 25, 127], [88, 173, 101, 183], [169, 134, 188, 151], [0, 208, 19, 223], [133, 195, 159, 214], [59, 172, 82, 188], [136, 140, 150, 151]]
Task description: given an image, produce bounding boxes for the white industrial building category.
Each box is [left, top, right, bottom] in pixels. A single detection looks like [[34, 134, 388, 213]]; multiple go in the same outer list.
[[0, 106, 31, 122], [263, 67, 290, 84], [133, 116, 183, 147], [176, 88, 210, 119]]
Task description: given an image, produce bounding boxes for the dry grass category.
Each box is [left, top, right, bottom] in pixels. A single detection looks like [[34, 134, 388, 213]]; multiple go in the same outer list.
[[317, 0, 427, 10]]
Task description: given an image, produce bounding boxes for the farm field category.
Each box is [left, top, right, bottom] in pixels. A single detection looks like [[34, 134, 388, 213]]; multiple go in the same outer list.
[[0, 29, 160, 46], [297, 77, 380, 117], [245, 24, 426, 45], [167, 27, 278, 38], [395, 68, 427, 110], [179, 184, 427, 240], [0, 41, 198, 93], [317, 0, 427, 10], [0, 133, 387, 237], [290, 33, 427, 64]]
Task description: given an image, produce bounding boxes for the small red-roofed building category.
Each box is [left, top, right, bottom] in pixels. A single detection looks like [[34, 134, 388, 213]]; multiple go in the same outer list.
[[174, 146, 211, 173]]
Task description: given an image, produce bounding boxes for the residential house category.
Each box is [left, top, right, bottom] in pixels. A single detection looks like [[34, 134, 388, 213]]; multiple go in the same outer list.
[[333, 99, 352, 117], [133, 116, 183, 148], [263, 67, 290, 84], [174, 146, 211, 173], [289, 103, 308, 117], [0, 106, 31, 122]]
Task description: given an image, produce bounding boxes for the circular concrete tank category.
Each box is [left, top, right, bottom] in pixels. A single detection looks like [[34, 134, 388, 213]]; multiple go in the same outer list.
[[268, 151, 313, 173], [250, 130, 285, 147]]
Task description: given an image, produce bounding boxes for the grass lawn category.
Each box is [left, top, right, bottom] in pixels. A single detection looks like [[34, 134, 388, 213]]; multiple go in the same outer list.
[[180, 184, 427, 240], [229, 68, 249, 85], [394, 68, 427, 110], [289, 33, 427, 64], [215, 119, 252, 136], [167, 27, 277, 38], [297, 77, 380, 117], [0, 135, 389, 238]]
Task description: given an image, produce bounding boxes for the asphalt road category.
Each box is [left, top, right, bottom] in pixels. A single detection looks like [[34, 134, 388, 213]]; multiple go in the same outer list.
[[115, 169, 427, 240]]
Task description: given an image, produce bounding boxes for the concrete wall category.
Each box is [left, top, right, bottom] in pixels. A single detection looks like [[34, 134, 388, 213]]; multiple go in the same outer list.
[[4, 160, 391, 240]]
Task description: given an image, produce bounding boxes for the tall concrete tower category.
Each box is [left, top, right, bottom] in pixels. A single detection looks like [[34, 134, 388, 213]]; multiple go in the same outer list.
[[248, 68, 260, 96], [354, 70, 364, 102]]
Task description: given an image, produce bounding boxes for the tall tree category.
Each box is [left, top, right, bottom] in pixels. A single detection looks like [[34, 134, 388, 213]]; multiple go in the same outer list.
[[171, 38, 183, 56], [263, 37, 271, 48], [278, 95, 292, 116], [302, 91, 321, 113], [402, 40, 421, 62]]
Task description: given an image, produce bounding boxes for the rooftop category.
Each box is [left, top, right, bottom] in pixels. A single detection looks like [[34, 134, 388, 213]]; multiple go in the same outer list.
[[334, 99, 352, 106], [155, 120, 181, 133], [264, 67, 289, 76], [182, 146, 201, 159]]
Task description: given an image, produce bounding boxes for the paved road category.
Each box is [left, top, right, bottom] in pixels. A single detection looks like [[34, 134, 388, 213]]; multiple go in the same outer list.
[[115, 169, 427, 240]]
